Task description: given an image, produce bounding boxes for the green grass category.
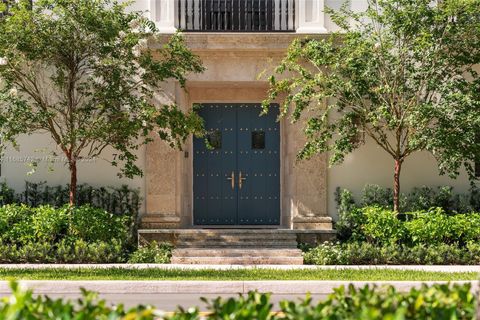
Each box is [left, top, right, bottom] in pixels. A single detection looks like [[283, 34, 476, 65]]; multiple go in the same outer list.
[[0, 268, 477, 281]]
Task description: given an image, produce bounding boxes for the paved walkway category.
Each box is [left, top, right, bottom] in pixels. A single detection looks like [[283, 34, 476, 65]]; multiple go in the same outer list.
[[0, 264, 479, 272]]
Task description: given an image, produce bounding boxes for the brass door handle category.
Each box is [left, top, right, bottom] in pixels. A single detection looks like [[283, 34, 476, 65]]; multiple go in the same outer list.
[[226, 171, 235, 190], [239, 171, 247, 189]]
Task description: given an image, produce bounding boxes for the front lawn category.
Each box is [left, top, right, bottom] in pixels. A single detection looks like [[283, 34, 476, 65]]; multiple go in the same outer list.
[[0, 268, 476, 281]]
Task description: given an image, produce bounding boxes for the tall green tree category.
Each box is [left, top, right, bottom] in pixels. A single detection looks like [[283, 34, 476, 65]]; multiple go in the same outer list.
[[264, 0, 480, 211], [0, 0, 204, 205]]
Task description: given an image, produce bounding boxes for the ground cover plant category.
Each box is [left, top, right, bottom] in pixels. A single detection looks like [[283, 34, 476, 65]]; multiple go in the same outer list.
[[0, 268, 476, 281], [0, 282, 476, 319]]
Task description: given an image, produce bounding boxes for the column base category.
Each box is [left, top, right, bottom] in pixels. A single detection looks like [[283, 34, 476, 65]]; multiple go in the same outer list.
[[293, 216, 333, 230]]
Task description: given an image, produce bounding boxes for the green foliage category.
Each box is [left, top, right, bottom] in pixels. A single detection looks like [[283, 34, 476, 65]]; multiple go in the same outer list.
[[334, 187, 364, 241], [361, 184, 395, 209], [31, 205, 68, 242], [0, 204, 34, 245], [304, 241, 480, 265], [340, 205, 480, 248], [0, 204, 131, 263], [128, 241, 173, 264], [362, 206, 406, 245], [0, 182, 15, 206], [202, 291, 274, 320], [18, 182, 142, 216], [0, 239, 124, 264], [304, 283, 476, 320], [264, 0, 480, 210], [328, 193, 480, 264], [0, 281, 157, 319], [405, 209, 480, 245], [0, 282, 475, 319], [336, 184, 480, 214], [0, 0, 204, 203], [69, 205, 129, 243]]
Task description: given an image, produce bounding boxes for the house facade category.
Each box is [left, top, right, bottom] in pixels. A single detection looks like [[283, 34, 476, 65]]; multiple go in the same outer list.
[[1, 0, 472, 236]]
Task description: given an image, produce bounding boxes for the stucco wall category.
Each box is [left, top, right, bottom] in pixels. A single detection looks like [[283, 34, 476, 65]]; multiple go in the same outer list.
[[1, 133, 147, 213], [327, 138, 471, 220]]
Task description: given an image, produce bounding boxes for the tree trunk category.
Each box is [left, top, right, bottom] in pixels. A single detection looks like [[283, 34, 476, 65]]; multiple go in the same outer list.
[[393, 158, 403, 212], [69, 159, 77, 206]]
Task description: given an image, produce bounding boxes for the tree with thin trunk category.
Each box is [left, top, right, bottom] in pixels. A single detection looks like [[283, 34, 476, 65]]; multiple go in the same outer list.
[[0, 0, 204, 205], [264, 0, 480, 211]]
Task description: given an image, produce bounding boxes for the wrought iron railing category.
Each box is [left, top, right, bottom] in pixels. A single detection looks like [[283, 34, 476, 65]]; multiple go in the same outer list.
[[176, 0, 296, 32]]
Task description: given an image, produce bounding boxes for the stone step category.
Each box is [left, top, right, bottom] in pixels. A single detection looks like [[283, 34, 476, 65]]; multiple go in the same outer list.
[[173, 248, 302, 258], [176, 241, 298, 248], [170, 256, 304, 265], [176, 235, 297, 242]]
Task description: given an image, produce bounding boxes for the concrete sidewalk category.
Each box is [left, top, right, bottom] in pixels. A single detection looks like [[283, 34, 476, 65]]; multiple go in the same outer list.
[[0, 280, 477, 311], [0, 264, 479, 272], [0, 280, 477, 295]]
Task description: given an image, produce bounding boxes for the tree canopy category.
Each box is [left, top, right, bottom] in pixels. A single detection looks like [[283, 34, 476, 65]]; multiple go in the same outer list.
[[264, 0, 480, 211], [0, 0, 204, 204]]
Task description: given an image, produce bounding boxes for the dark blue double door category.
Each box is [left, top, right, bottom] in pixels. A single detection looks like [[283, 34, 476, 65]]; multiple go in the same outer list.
[[193, 104, 280, 225]]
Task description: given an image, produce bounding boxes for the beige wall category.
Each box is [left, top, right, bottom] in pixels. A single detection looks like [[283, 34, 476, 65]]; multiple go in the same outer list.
[[1, 133, 146, 212], [327, 138, 471, 220]]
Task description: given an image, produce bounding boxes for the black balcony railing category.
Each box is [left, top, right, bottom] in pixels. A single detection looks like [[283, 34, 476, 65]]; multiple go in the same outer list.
[[176, 0, 296, 32]]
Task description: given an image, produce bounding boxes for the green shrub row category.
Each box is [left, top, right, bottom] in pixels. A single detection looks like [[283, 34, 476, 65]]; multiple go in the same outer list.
[[336, 206, 480, 247], [335, 184, 480, 215], [0, 204, 132, 263], [0, 204, 130, 245], [0, 282, 475, 319], [303, 241, 480, 265], [0, 203, 172, 264], [0, 181, 141, 216], [0, 239, 124, 263]]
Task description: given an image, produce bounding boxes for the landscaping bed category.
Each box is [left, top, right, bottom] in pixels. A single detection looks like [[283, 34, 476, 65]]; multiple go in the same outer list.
[[304, 185, 480, 265]]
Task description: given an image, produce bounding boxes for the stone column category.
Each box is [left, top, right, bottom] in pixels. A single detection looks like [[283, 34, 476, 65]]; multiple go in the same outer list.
[[151, 0, 176, 33], [142, 81, 181, 229], [285, 113, 332, 231], [296, 0, 328, 33]]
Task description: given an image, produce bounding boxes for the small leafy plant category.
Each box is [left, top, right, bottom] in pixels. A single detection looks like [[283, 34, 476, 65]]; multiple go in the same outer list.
[[128, 241, 173, 264]]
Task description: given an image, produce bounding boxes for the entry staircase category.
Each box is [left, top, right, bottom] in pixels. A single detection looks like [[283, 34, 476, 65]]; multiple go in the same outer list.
[[170, 229, 304, 265]]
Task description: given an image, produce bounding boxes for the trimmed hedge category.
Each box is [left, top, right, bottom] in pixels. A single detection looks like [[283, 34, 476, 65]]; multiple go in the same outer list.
[[0, 282, 476, 319], [0, 204, 130, 263], [304, 241, 480, 265], [324, 186, 480, 265]]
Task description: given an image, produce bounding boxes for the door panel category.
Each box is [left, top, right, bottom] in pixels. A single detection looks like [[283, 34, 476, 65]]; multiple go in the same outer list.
[[237, 104, 280, 225], [194, 104, 237, 225], [193, 103, 280, 225]]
